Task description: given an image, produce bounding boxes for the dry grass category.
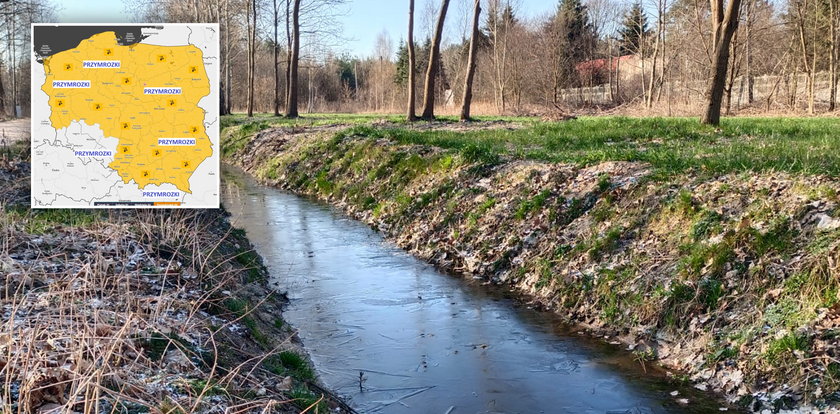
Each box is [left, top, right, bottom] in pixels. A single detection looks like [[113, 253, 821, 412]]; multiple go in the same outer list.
[[0, 142, 344, 414]]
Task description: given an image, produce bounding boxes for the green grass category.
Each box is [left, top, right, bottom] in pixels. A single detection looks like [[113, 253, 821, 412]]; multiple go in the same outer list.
[[5, 208, 100, 234], [264, 351, 315, 381], [221, 120, 271, 157], [233, 248, 264, 282], [218, 297, 270, 346], [467, 197, 497, 227], [184, 379, 228, 397], [223, 115, 840, 178], [585, 226, 624, 261], [766, 332, 811, 363], [0, 140, 30, 160], [134, 332, 203, 363], [692, 210, 723, 241], [221, 112, 533, 129], [514, 190, 551, 220], [222, 112, 400, 129], [288, 386, 327, 411]]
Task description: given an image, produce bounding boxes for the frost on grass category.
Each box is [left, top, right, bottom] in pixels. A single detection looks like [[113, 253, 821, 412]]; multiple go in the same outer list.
[[0, 147, 334, 414]]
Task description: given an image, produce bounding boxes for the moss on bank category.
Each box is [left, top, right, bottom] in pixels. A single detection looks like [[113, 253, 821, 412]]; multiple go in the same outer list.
[[223, 116, 840, 411]]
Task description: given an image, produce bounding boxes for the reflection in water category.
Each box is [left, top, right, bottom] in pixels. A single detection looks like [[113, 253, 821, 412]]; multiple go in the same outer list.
[[222, 165, 728, 414]]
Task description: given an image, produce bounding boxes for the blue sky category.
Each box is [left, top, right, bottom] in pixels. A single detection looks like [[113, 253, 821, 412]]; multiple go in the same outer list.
[[340, 0, 555, 56], [54, 0, 558, 57], [56, 0, 129, 23]]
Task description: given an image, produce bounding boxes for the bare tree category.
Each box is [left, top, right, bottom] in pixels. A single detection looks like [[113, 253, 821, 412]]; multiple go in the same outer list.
[[792, 0, 817, 114], [273, 0, 282, 116], [246, 0, 256, 117], [646, 0, 667, 108], [0, 0, 56, 117], [4, 0, 18, 117], [285, 0, 292, 114], [421, 0, 451, 120], [372, 31, 394, 111], [0, 60, 6, 117], [701, 0, 744, 125], [830, 0, 838, 111], [219, 0, 229, 115], [744, 0, 754, 105], [407, 0, 417, 121], [489, 0, 512, 112], [286, 0, 302, 118], [460, 0, 481, 121]]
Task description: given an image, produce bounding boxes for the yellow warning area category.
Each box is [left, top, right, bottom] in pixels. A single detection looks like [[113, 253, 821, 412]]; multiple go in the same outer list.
[[41, 31, 211, 194]]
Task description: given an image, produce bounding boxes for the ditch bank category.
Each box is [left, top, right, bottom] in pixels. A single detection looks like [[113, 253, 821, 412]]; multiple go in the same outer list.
[[223, 120, 840, 412], [0, 141, 352, 413]]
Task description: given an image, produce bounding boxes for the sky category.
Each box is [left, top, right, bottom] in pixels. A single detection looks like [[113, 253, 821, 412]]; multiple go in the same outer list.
[[55, 0, 130, 23], [339, 0, 555, 57], [54, 0, 558, 58]]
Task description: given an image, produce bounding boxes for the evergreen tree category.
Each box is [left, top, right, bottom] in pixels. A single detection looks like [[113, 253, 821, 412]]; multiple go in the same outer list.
[[395, 38, 431, 85], [336, 56, 357, 93], [550, 0, 597, 87], [618, 2, 649, 55], [557, 0, 595, 58], [484, 3, 518, 38], [395, 40, 410, 85]]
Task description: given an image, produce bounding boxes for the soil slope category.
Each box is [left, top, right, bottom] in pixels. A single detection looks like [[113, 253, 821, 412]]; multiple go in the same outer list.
[[223, 121, 840, 412]]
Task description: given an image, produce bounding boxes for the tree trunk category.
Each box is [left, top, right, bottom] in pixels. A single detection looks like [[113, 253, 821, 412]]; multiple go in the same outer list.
[[0, 61, 6, 117], [745, 0, 754, 104], [225, 0, 232, 114], [646, 0, 664, 108], [807, 0, 817, 114], [9, 0, 18, 118], [246, 0, 256, 117], [274, 0, 281, 116], [701, 0, 743, 125], [219, 0, 228, 115], [640, 32, 647, 104], [307, 65, 313, 113], [285, 0, 301, 118], [285, 0, 292, 111], [491, 1, 510, 114], [460, 0, 481, 122], [724, 31, 739, 115], [607, 53, 614, 102], [794, 0, 816, 114], [420, 0, 450, 120], [830, 0, 837, 111], [407, 0, 417, 121], [615, 52, 621, 100]]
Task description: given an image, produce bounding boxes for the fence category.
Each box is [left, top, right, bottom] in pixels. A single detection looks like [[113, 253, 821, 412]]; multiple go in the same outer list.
[[556, 72, 837, 109]]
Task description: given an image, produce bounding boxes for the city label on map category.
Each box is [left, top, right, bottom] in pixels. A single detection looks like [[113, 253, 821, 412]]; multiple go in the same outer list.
[[83, 60, 121, 68], [144, 87, 182, 95], [74, 149, 114, 157], [52, 80, 91, 88], [158, 138, 197, 146], [143, 191, 181, 198]]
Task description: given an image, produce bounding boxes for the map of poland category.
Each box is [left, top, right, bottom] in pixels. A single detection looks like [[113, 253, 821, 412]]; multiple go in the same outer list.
[[31, 24, 220, 208]]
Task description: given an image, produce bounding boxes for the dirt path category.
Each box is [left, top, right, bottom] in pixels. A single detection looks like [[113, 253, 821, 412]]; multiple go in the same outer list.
[[0, 118, 29, 145]]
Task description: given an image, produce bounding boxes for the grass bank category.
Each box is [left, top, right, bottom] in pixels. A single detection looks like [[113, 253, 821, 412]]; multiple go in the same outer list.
[[224, 114, 840, 177], [222, 114, 840, 412], [0, 140, 351, 414]]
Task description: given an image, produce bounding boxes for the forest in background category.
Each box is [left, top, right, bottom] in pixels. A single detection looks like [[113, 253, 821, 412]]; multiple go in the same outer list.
[[1, 0, 840, 121]]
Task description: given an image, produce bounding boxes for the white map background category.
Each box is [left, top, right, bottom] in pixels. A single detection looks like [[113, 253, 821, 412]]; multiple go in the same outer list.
[[31, 24, 220, 208]]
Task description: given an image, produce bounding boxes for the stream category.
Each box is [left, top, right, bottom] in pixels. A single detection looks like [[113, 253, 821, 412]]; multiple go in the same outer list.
[[221, 165, 731, 414]]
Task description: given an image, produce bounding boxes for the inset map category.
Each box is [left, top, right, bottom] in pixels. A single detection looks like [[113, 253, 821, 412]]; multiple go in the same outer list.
[[31, 24, 219, 208]]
